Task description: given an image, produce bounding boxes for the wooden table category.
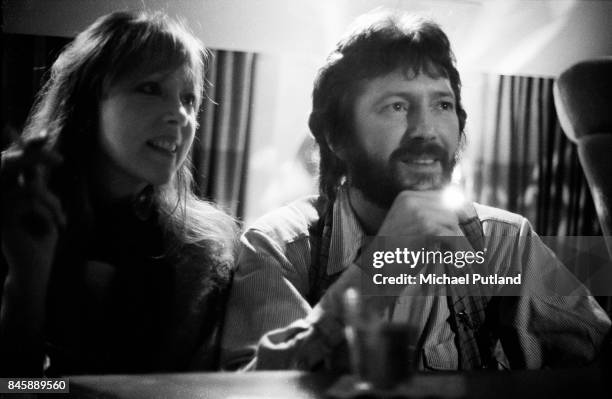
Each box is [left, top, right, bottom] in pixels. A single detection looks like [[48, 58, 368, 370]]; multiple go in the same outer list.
[[67, 368, 611, 398]]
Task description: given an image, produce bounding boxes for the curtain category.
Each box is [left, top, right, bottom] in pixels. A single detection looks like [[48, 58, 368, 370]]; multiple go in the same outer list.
[[1, 34, 255, 218], [468, 74, 610, 314], [1, 34, 70, 150], [470, 74, 601, 236], [192, 50, 256, 218]]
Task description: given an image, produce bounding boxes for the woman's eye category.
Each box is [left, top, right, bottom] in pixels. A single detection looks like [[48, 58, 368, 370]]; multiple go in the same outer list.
[[136, 82, 161, 95], [181, 93, 197, 108]]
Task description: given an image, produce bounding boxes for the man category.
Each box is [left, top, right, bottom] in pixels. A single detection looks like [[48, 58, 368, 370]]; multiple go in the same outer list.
[[221, 11, 610, 371]]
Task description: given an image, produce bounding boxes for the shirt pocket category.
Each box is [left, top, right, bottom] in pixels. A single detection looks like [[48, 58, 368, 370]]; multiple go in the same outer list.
[[422, 339, 459, 371]]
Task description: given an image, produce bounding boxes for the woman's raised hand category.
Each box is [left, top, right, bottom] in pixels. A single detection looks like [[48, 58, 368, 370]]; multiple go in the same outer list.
[[0, 136, 66, 285]]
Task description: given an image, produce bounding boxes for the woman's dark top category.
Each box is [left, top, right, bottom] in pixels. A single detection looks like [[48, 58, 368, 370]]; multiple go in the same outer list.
[[1, 190, 232, 375]]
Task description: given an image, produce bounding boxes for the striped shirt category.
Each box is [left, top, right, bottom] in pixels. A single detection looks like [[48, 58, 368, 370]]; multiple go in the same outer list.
[[220, 186, 610, 370]]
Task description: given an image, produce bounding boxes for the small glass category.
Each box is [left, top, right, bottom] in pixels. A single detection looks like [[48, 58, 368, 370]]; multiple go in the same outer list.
[[343, 288, 415, 390]]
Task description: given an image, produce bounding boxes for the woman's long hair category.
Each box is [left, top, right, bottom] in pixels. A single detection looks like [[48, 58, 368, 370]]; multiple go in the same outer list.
[[18, 11, 237, 269]]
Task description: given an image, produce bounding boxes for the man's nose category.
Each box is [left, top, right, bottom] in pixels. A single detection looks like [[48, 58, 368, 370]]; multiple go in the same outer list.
[[406, 105, 437, 141]]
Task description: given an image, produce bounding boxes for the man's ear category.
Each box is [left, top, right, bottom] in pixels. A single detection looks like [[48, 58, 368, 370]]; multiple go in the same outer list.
[[325, 132, 348, 161]]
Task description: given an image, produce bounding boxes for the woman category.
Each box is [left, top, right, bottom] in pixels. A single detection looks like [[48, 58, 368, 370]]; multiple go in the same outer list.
[[0, 11, 237, 376]]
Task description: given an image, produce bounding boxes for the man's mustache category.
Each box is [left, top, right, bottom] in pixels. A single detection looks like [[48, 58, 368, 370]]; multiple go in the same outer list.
[[389, 140, 451, 165]]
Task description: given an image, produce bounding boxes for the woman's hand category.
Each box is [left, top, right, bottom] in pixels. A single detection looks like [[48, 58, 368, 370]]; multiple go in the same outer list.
[[0, 136, 66, 376], [0, 136, 66, 287]]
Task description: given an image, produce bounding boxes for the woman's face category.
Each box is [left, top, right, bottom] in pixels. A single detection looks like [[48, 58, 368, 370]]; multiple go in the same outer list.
[[97, 64, 199, 198]]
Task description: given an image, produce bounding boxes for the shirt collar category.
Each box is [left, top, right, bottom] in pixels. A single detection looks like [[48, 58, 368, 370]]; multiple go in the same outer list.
[[327, 185, 367, 275]]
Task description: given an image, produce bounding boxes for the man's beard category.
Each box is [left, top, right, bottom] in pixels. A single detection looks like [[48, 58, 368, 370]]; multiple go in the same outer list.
[[345, 139, 457, 209]]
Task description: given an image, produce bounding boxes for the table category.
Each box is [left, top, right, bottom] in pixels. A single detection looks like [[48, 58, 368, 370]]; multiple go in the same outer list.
[[68, 369, 611, 398], [69, 371, 334, 399]]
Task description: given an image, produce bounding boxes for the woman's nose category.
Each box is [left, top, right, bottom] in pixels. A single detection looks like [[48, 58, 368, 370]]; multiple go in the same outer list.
[[163, 97, 190, 127]]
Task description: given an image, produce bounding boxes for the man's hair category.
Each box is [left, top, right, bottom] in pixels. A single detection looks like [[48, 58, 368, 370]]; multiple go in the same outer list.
[[308, 11, 467, 202]]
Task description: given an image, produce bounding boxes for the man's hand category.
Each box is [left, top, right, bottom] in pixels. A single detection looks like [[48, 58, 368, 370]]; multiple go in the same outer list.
[[378, 190, 464, 238], [356, 189, 474, 299]]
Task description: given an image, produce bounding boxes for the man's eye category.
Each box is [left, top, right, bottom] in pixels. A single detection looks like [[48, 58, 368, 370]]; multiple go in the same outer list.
[[439, 101, 455, 111], [136, 82, 161, 95], [387, 102, 407, 112]]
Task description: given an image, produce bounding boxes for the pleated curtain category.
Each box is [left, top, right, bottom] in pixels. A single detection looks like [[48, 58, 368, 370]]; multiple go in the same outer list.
[[470, 74, 601, 236], [192, 50, 256, 218]]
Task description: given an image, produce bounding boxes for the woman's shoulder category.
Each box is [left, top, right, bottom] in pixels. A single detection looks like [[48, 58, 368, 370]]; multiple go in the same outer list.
[[163, 197, 238, 288], [165, 238, 233, 309]]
